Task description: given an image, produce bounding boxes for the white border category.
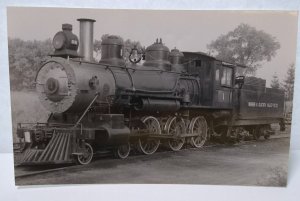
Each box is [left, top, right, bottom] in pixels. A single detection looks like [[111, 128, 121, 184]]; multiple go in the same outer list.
[[1, 1, 300, 201]]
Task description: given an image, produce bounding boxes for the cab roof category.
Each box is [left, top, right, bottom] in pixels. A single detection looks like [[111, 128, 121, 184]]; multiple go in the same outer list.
[[182, 51, 247, 68]]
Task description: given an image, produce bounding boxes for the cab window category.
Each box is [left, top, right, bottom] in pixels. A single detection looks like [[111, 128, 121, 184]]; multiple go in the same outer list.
[[215, 69, 220, 81], [195, 60, 201, 67], [221, 67, 233, 86]]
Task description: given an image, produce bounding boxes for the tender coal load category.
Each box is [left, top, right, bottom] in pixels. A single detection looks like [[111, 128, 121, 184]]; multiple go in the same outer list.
[[143, 38, 171, 71], [242, 76, 266, 91]]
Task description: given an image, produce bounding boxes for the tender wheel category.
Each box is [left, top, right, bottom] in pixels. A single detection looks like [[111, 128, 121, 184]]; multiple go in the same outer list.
[[166, 117, 186, 151], [77, 143, 93, 165], [189, 116, 207, 148], [259, 125, 270, 140], [114, 143, 131, 159], [138, 116, 161, 155], [253, 127, 260, 140]]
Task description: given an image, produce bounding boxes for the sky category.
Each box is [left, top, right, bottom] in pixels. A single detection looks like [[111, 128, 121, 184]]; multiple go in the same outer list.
[[7, 7, 298, 86]]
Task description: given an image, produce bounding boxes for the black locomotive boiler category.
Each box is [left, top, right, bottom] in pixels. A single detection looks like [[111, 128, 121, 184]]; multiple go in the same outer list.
[[16, 18, 285, 165]]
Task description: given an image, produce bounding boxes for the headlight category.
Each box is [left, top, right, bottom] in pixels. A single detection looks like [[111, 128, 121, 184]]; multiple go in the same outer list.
[[52, 32, 65, 50]]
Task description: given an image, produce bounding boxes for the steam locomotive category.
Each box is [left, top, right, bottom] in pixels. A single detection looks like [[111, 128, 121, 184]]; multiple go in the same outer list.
[[16, 18, 285, 165]]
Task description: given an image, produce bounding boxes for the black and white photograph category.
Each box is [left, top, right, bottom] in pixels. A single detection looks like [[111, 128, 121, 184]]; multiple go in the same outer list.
[[7, 7, 297, 187]]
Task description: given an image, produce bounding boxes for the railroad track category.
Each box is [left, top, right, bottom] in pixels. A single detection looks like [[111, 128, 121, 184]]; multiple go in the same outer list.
[[15, 164, 80, 179], [14, 134, 290, 179]]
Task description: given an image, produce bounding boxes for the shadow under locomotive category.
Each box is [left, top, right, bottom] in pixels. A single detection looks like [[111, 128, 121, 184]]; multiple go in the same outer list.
[[16, 18, 286, 166]]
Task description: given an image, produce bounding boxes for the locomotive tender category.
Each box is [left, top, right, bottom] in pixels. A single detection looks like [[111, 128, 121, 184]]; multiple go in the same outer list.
[[16, 18, 285, 165]]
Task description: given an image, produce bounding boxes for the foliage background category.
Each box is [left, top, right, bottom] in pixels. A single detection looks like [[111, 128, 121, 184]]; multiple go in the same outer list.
[[8, 38, 53, 91]]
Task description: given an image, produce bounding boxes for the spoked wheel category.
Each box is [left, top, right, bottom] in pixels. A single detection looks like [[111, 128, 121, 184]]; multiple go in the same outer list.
[[77, 143, 93, 165], [114, 142, 131, 159], [259, 125, 270, 140], [138, 116, 161, 155], [189, 116, 208, 148], [166, 117, 186, 151], [252, 127, 260, 140]]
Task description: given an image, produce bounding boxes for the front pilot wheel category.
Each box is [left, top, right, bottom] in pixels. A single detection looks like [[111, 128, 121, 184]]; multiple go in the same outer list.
[[77, 143, 93, 165]]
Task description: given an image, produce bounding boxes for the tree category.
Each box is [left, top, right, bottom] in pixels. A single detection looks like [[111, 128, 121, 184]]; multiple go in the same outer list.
[[8, 38, 53, 91], [283, 63, 295, 101], [93, 39, 102, 61], [270, 73, 280, 89], [207, 23, 280, 75]]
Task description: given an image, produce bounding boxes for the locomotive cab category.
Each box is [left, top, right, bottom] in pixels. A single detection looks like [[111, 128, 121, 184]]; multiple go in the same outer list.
[[214, 61, 235, 108], [182, 52, 235, 108]]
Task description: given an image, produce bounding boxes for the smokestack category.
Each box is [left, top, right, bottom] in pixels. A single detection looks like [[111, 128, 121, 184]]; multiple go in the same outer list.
[[77, 18, 96, 62]]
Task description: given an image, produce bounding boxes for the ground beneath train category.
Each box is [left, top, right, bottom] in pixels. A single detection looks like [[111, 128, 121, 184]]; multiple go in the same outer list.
[[15, 134, 290, 186]]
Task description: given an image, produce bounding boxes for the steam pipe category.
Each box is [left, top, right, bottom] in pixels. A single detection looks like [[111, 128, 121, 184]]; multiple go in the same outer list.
[[77, 18, 96, 62]]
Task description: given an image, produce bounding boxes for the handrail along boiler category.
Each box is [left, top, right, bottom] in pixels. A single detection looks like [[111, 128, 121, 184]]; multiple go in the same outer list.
[[16, 18, 285, 165]]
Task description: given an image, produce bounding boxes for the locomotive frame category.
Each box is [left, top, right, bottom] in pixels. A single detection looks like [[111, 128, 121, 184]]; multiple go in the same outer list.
[[16, 18, 285, 165]]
